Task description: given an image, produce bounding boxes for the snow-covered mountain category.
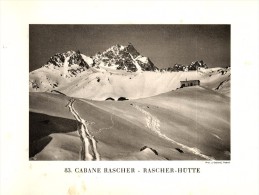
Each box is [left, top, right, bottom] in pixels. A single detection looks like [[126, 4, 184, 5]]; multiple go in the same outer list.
[[43, 50, 93, 77], [29, 50, 94, 91], [29, 43, 159, 92], [164, 60, 208, 72], [92, 43, 158, 72], [29, 44, 230, 100]]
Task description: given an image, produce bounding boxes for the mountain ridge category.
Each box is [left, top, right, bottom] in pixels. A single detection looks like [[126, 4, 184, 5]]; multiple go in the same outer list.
[[40, 43, 158, 74], [29, 43, 231, 100]]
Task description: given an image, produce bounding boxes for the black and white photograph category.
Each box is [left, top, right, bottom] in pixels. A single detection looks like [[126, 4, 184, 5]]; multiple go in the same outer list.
[[29, 25, 230, 161], [1, 1, 259, 194]]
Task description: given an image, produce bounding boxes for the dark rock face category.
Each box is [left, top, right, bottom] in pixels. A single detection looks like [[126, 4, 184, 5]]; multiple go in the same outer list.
[[41, 43, 159, 77], [175, 148, 184, 153], [165, 60, 208, 72], [140, 146, 158, 155], [46, 53, 66, 67], [137, 58, 158, 71], [92, 43, 158, 72], [118, 97, 128, 101], [43, 50, 91, 78], [105, 97, 115, 101], [43, 44, 159, 73], [125, 43, 140, 58], [69, 53, 89, 68], [46, 50, 89, 69], [188, 60, 208, 70], [167, 64, 185, 72]]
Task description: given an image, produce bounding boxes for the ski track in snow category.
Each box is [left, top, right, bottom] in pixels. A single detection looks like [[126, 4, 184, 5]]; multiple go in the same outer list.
[[96, 115, 114, 134], [67, 99, 100, 161], [212, 133, 222, 141], [133, 105, 214, 160], [78, 99, 115, 134]]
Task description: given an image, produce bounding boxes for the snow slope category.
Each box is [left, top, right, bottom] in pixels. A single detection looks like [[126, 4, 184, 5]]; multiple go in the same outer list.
[[29, 86, 230, 160], [30, 67, 230, 100]]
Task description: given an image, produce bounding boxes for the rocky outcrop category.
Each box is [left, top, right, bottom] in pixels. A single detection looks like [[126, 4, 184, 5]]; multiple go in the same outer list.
[[105, 97, 115, 101], [46, 50, 90, 69], [92, 43, 158, 72], [140, 146, 158, 155], [165, 60, 208, 72], [117, 97, 128, 101]]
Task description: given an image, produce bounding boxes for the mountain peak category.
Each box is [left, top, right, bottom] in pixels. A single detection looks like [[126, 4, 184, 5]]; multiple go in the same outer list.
[[42, 50, 93, 78], [92, 43, 158, 72], [45, 50, 92, 68], [39, 43, 158, 76]]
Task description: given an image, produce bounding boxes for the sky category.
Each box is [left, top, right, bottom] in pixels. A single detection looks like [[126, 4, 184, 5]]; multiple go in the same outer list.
[[29, 25, 230, 72]]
